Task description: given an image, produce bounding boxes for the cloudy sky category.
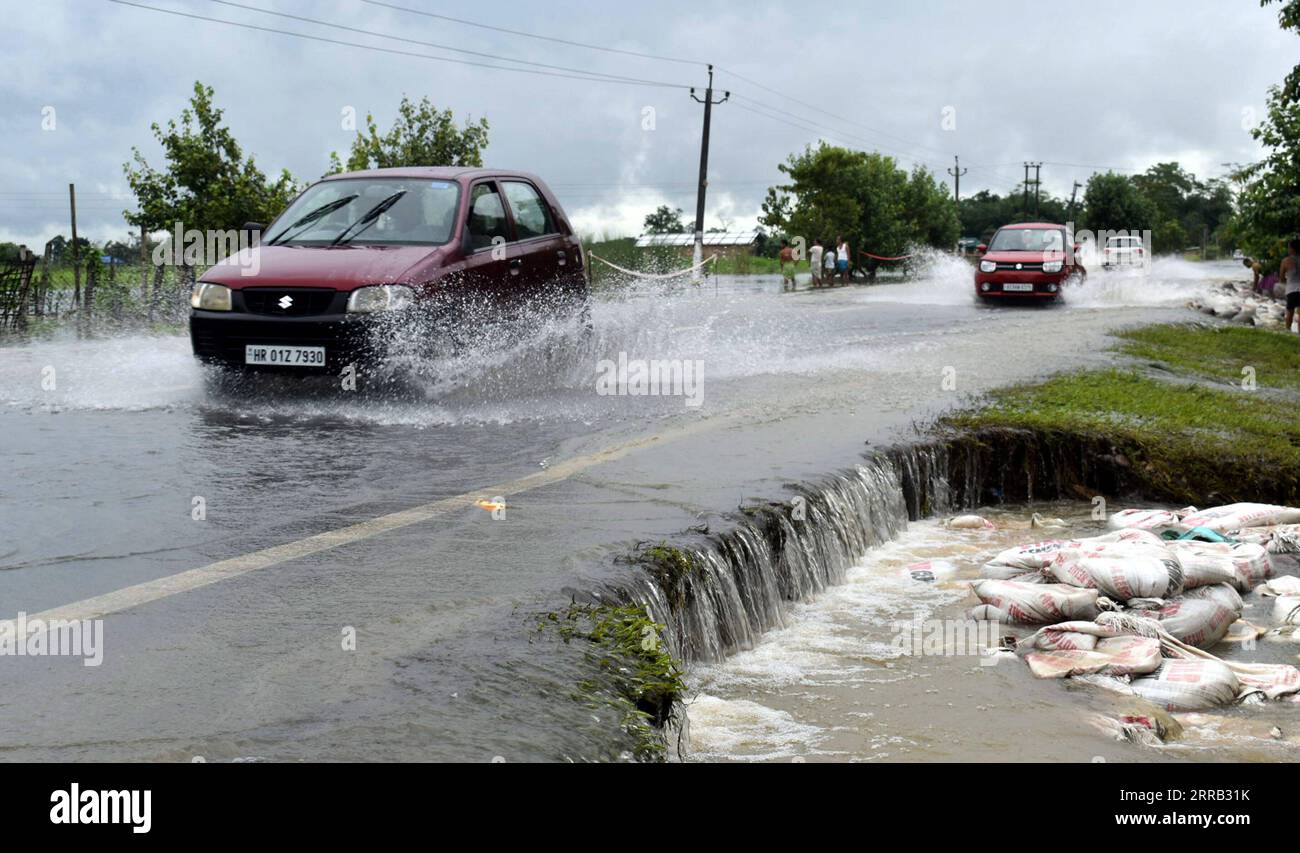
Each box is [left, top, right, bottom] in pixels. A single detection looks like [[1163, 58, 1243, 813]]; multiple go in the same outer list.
[[1, 0, 1294, 247]]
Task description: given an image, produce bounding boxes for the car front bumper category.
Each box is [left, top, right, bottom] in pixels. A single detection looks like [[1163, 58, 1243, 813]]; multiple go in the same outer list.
[[190, 310, 376, 372]]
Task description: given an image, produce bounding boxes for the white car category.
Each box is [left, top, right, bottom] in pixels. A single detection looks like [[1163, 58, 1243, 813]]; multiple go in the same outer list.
[[1102, 235, 1146, 268]]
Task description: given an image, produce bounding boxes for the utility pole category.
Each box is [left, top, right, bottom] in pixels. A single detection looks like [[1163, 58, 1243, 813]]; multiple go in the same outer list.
[[689, 65, 729, 284], [69, 183, 80, 307], [947, 155, 968, 204], [1022, 163, 1031, 217], [1067, 180, 1082, 220], [1031, 162, 1043, 217]]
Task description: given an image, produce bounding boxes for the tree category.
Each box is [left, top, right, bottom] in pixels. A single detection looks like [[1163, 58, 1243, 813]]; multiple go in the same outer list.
[[643, 205, 686, 234], [124, 82, 297, 235], [761, 143, 958, 263], [1081, 172, 1155, 236], [1230, 0, 1300, 266], [334, 95, 489, 173]]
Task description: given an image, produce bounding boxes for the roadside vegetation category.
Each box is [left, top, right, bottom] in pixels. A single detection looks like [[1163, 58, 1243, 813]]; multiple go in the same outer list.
[[944, 322, 1300, 503]]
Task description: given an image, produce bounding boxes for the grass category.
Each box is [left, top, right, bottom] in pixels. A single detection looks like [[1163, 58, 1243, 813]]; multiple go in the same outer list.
[[539, 602, 685, 762], [1114, 324, 1300, 392], [944, 323, 1300, 502]]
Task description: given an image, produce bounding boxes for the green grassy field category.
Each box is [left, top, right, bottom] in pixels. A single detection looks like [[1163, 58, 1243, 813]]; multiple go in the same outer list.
[[943, 322, 1300, 502]]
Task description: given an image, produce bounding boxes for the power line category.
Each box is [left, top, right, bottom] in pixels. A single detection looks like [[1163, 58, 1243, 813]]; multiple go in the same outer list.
[[203, 0, 689, 88], [361, 0, 705, 67], [731, 101, 945, 171], [107, 0, 692, 89], [365, 0, 956, 165]]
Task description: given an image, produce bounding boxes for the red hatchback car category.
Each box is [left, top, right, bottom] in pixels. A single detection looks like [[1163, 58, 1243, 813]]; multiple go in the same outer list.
[[974, 222, 1085, 302], [190, 167, 587, 372]]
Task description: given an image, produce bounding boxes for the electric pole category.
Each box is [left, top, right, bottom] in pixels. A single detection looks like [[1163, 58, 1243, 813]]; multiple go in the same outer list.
[[1022, 163, 1031, 217], [947, 155, 968, 204], [1067, 180, 1082, 220], [1032, 162, 1043, 216], [690, 65, 729, 284], [69, 183, 81, 308]]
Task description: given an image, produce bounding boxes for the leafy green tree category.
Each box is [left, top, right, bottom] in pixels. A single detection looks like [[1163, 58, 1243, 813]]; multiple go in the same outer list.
[[1230, 0, 1300, 266], [1081, 172, 1156, 236], [334, 95, 489, 173], [643, 205, 686, 234], [760, 143, 958, 262], [124, 82, 298, 234]]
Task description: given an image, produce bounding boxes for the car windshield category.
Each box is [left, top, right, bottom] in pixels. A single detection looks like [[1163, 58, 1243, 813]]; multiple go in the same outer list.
[[265, 178, 461, 246], [988, 228, 1065, 252]]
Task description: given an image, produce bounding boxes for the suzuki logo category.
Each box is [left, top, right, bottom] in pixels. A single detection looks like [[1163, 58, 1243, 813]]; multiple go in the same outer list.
[[278, 295, 294, 309], [1015, 263, 1022, 270]]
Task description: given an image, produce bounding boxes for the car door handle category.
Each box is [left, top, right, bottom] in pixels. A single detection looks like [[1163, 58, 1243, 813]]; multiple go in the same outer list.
[[557, 250, 567, 267], [509, 258, 522, 276]]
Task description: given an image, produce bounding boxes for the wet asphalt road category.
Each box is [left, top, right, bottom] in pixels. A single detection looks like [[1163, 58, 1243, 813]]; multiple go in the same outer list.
[[0, 260, 1225, 760]]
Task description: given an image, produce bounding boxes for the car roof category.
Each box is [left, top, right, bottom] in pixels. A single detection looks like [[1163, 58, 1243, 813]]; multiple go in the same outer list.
[[321, 166, 543, 184], [997, 222, 1067, 230]]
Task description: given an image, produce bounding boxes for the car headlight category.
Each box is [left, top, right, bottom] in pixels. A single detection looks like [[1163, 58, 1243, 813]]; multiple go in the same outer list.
[[979, 259, 996, 273], [1042, 260, 1063, 273], [190, 282, 232, 311], [346, 284, 416, 313]]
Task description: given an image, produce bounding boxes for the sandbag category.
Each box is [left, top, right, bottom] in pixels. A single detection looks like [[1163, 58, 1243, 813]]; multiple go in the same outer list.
[[970, 579, 1100, 625], [1229, 524, 1300, 554], [898, 559, 959, 583], [1272, 596, 1300, 626], [1024, 635, 1162, 680], [1107, 508, 1193, 533], [1180, 582, 1244, 613], [981, 529, 1162, 579], [948, 514, 995, 530], [1132, 597, 1239, 649], [1180, 502, 1300, 533], [1129, 660, 1241, 711], [1260, 576, 1300, 597], [1048, 550, 1184, 601], [1167, 540, 1272, 591]]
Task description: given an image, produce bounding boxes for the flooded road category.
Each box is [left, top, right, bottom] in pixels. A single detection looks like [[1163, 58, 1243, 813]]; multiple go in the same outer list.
[[0, 257, 1239, 761]]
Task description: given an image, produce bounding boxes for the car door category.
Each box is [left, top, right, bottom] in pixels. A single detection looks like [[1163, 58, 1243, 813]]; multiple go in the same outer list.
[[455, 180, 516, 321], [500, 179, 567, 312]]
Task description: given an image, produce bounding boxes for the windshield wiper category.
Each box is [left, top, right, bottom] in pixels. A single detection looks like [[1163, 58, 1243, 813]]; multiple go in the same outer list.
[[265, 194, 359, 245], [330, 191, 408, 246]]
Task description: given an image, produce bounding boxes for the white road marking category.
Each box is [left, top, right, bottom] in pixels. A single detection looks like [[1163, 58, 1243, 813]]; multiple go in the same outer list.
[[24, 418, 723, 625]]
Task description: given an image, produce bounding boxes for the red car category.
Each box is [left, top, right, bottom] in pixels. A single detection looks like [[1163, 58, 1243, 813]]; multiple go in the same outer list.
[[974, 222, 1085, 302], [190, 167, 587, 372]]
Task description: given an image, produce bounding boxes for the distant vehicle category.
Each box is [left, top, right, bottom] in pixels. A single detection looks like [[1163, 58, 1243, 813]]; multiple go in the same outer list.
[[1102, 234, 1146, 268], [190, 167, 588, 374], [974, 222, 1085, 302], [957, 237, 981, 254], [1232, 249, 1245, 260]]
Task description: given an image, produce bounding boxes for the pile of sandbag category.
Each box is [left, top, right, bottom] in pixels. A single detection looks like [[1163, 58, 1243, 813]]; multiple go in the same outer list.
[[1013, 611, 1300, 711], [969, 502, 1300, 715]]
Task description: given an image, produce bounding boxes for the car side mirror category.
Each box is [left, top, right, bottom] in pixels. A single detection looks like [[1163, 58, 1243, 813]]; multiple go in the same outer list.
[[976, 243, 987, 254], [1073, 243, 1082, 253]]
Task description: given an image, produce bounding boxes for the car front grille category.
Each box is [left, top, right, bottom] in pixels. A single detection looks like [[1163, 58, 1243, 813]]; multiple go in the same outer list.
[[994, 261, 1044, 271], [240, 288, 340, 316]]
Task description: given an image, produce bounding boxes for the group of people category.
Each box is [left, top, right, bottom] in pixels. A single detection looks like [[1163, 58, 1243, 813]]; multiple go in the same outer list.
[[778, 236, 853, 291], [1244, 238, 1300, 330]]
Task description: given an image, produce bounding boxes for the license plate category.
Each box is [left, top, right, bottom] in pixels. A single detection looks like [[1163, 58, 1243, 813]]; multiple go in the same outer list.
[[244, 345, 327, 367], [1003, 282, 1034, 292]]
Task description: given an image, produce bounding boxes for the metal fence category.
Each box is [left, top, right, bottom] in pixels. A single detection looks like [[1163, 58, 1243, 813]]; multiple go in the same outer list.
[[1, 253, 196, 335]]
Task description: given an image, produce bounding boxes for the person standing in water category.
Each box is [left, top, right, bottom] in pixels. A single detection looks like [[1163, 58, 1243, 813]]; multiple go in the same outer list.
[[836, 235, 851, 285], [779, 240, 796, 291], [1283, 239, 1300, 332], [809, 238, 824, 288]]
